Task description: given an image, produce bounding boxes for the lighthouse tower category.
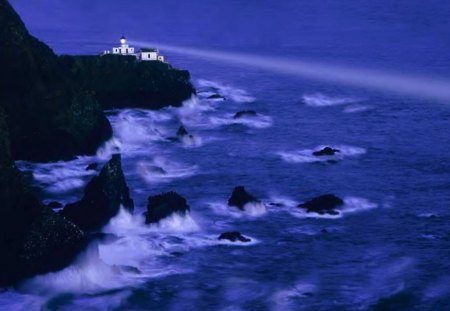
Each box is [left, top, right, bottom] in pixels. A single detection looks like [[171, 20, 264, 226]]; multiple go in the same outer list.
[[112, 36, 135, 55]]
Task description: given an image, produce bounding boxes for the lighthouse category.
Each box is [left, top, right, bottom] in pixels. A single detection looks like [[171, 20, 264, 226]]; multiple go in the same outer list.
[[112, 36, 135, 55], [103, 35, 166, 63]]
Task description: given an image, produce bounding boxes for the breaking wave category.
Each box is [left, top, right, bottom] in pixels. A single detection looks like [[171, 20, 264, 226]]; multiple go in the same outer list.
[[302, 93, 360, 107], [136, 157, 198, 183], [197, 79, 255, 103], [278, 145, 366, 163]]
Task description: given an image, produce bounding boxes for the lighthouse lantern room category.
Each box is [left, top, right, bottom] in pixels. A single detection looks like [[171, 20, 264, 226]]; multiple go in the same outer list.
[[112, 36, 135, 55]]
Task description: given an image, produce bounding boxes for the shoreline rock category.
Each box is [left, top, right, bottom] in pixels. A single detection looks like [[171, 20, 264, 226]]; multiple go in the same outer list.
[[312, 147, 340, 157], [233, 110, 257, 119], [145, 191, 190, 224], [218, 232, 251, 243], [62, 154, 134, 231], [298, 194, 344, 215], [228, 186, 260, 210]]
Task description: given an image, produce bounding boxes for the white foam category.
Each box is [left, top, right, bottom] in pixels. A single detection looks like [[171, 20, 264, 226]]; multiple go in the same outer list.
[[289, 196, 378, 219], [272, 282, 317, 311], [180, 133, 203, 148], [209, 113, 273, 129], [137, 157, 198, 183], [18, 245, 139, 295], [208, 201, 267, 218], [96, 137, 122, 160], [302, 93, 360, 107], [16, 157, 98, 195], [278, 145, 366, 163], [146, 213, 200, 233], [343, 104, 373, 113], [197, 79, 255, 103]]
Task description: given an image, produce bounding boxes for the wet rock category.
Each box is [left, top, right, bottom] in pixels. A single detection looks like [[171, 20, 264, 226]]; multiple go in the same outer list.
[[0, 108, 87, 286], [207, 93, 225, 100], [47, 201, 63, 209], [85, 163, 98, 171], [228, 186, 260, 210], [176, 125, 189, 138], [145, 191, 190, 224], [147, 165, 167, 175], [269, 202, 284, 207], [218, 232, 251, 243], [233, 110, 257, 119], [312, 147, 340, 156], [298, 194, 344, 215], [62, 154, 134, 231]]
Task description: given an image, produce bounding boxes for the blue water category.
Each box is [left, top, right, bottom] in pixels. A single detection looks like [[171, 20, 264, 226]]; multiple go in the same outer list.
[[3, 1, 450, 310]]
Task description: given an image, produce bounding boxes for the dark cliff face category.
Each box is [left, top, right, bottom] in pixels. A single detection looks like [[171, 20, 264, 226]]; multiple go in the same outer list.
[[0, 108, 87, 286], [0, 0, 112, 161], [60, 55, 196, 110]]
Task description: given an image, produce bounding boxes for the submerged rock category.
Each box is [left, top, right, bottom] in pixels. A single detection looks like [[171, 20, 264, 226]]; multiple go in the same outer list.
[[62, 154, 134, 231], [218, 232, 251, 243], [145, 191, 190, 224], [233, 110, 257, 119], [312, 147, 340, 156], [147, 165, 167, 175], [176, 125, 189, 138], [47, 201, 63, 209], [207, 93, 225, 100], [85, 163, 98, 171], [228, 186, 260, 210], [298, 194, 344, 215]]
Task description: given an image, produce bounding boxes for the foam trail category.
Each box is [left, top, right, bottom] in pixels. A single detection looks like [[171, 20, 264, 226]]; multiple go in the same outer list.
[[130, 40, 450, 102]]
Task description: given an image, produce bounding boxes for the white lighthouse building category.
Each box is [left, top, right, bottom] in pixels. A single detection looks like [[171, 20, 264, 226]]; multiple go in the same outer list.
[[112, 36, 135, 55], [103, 36, 166, 63]]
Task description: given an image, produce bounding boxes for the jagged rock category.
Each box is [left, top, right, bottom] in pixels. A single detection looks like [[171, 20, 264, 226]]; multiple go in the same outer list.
[[269, 202, 284, 207], [228, 186, 260, 210], [62, 154, 134, 231], [0, 0, 112, 161], [207, 94, 225, 100], [218, 232, 251, 243], [312, 147, 340, 156], [145, 191, 190, 224], [47, 201, 63, 209], [298, 194, 343, 215], [86, 163, 98, 171], [176, 126, 189, 137], [233, 110, 257, 119], [0, 109, 86, 286], [59, 55, 195, 110], [147, 166, 167, 175]]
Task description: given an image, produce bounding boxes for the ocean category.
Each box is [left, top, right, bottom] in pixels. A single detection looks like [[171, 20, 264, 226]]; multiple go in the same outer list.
[[2, 0, 450, 310]]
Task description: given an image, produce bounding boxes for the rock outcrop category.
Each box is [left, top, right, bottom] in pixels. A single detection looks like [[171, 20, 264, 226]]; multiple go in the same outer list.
[[218, 232, 251, 243], [228, 186, 260, 210], [59, 55, 196, 110], [145, 191, 190, 224], [62, 154, 134, 231], [233, 110, 257, 119], [312, 147, 340, 156], [0, 0, 112, 161], [298, 194, 344, 215], [0, 109, 86, 286]]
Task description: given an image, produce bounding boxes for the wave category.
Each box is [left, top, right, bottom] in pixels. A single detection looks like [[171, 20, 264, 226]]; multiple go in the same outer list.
[[289, 196, 378, 219], [208, 201, 267, 218], [197, 79, 255, 103], [278, 145, 366, 163], [209, 113, 273, 129], [302, 93, 360, 107], [343, 104, 373, 113], [16, 157, 98, 197], [136, 157, 198, 183]]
